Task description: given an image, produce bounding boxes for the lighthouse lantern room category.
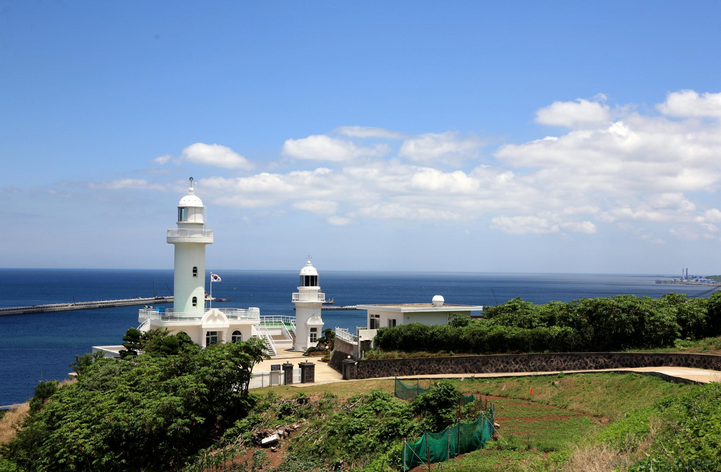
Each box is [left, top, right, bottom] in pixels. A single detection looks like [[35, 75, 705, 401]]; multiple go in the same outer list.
[[292, 260, 325, 352]]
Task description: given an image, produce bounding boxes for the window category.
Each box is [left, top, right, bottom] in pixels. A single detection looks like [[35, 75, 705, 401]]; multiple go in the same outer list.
[[310, 327, 318, 343], [369, 314, 380, 330], [192, 266, 198, 277], [388, 319, 397, 328], [231, 330, 242, 343], [178, 207, 189, 221], [192, 296, 197, 307], [300, 275, 318, 287], [205, 331, 218, 346]]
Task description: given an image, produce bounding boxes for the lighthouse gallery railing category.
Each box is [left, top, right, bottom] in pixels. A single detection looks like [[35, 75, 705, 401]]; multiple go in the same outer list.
[[138, 307, 260, 322]]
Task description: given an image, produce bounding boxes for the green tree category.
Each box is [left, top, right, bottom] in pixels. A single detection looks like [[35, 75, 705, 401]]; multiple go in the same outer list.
[[412, 380, 463, 432], [2, 338, 269, 472], [119, 327, 143, 358], [70, 351, 105, 376]]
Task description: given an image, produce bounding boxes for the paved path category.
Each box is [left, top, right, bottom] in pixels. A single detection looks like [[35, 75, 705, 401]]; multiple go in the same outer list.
[[253, 348, 343, 385], [365, 366, 721, 384], [253, 352, 721, 389]]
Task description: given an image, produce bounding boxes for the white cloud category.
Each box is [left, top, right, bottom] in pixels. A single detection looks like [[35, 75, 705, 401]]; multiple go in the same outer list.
[[702, 209, 721, 223], [161, 90, 721, 242], [358, 203, 461, 221], [153, 154, 173, 165], [398, 132, 483, 163], [600, 207, 669, 223], [180, 143, 253, 170], [560, 221, 597, 234], [335, 126, 406, 139], [282, 135, 390, 161], [292, 200, 339, 215], [657, 90, 721, 117], [490, 216, 560, 235], [328, 216, 351, 226], [535, 98, 611, 128]]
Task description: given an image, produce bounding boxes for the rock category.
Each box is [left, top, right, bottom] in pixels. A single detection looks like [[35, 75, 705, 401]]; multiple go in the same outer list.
[[261, 434, 279, 447]]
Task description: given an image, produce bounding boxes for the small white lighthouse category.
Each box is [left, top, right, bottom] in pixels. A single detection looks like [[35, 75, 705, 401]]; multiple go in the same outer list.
[[292, 260, 325, 352], [168, 178, 213, 316]]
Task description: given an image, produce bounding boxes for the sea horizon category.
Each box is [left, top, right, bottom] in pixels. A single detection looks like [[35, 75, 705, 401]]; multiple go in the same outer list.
[[0, 266, 708, 278]]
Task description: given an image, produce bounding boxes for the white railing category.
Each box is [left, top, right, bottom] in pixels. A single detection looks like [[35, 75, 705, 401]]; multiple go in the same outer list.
[[224, 308, 261, 320], [167, 228, 214, 238], [259, 324, 277, 356], [139, 307, 260, 323], [139, 308, 202, 322], [292, 292, 326, 302], [260, 315, 296, 329], [280, 321, 294, 341], [335, 327, 358, 343]]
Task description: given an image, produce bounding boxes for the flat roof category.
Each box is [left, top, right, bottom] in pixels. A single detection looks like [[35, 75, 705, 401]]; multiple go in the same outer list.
[[356, 303, 484, 313]]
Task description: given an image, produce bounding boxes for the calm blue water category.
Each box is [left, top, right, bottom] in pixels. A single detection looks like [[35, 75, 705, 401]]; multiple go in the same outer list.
[[0, 269, 714, 406]]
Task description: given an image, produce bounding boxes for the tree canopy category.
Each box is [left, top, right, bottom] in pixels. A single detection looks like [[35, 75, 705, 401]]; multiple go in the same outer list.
[[1, 331, 268, 472]]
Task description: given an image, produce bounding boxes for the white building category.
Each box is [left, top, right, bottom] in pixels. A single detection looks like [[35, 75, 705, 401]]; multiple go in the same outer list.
[[137, 180, 262, 348], [292, 260, 325, 352], [348, 296, 484, 354]]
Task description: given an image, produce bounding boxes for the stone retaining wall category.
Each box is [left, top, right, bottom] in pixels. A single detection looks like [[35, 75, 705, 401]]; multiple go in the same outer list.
[[329, 350, 350, 372], [346, 352, 721, 380]]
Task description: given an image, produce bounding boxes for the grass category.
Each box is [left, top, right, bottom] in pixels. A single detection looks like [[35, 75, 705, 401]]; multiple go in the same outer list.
[[250, 372, 701, 471], [441, 373, 694, 422], [255, 372, 696, 421], [0, 403, 29, 446], [631, 335, 721, 355], [3, 373, 705, 471]]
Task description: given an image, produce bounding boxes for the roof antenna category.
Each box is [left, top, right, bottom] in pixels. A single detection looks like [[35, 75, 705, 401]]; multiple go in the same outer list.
[[491, 288, 499, 306]]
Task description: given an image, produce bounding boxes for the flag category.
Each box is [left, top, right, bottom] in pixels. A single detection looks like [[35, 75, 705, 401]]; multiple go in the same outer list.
[[211, 274, 222, 282]]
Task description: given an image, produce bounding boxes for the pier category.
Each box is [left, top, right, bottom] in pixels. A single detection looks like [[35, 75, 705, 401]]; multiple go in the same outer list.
[[0, 297, 173, 317]]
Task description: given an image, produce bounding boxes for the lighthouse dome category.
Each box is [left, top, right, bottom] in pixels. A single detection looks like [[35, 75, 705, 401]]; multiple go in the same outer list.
[[179, 187, 204, 208], [299, 260, 318, 276]]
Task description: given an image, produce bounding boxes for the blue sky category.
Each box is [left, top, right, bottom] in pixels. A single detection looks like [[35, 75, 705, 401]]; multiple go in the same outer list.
[[2, 1, 721, 274]]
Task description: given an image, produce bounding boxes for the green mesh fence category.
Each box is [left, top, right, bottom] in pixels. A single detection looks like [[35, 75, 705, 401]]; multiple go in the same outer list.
[[461, 393, 476, 405], [403, 406, 495, 471], [395, 378, 477, 405], [394, 378, 431, 400]]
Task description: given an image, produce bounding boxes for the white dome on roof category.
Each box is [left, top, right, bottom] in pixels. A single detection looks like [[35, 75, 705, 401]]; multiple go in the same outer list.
[[299, 260, 318, 276], [432, 295, 445, 307], [178, 187, 204, 208]]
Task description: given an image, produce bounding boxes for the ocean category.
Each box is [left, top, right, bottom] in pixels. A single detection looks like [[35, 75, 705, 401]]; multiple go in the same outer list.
[[0, 268, 714, 406]]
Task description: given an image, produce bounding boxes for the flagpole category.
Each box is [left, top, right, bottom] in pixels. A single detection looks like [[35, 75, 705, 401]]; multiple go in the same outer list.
[[209, 272, 213, 309]]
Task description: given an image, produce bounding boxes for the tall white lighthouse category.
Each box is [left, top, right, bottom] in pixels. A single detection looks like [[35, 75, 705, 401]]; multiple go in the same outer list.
[[168, 178, 213, 316], [292, 260, 325, 352]]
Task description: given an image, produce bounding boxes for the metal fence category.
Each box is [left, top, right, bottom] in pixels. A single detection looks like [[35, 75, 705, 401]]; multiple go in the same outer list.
[[248, 369, 301, 389]]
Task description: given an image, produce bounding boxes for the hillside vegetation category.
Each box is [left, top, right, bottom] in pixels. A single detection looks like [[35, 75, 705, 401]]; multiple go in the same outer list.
[[374, 293, 721, 355], [0, 330, 268, 472], [2, 366, 721, 471]]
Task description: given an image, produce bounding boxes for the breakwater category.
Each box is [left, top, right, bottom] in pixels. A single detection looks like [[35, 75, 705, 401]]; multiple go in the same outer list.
[[0, 297, 173, 316]]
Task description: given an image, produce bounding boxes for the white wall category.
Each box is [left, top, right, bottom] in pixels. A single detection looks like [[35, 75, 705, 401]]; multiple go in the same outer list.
[[173, 243, 206, 315], [367, 309, 475, 328]]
